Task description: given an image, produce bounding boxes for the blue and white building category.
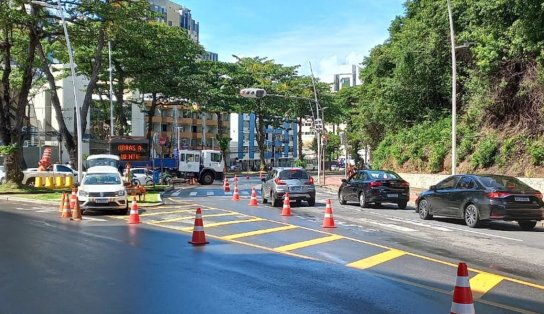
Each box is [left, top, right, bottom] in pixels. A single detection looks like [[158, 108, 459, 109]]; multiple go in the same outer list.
[[229, 113, 298, 170]]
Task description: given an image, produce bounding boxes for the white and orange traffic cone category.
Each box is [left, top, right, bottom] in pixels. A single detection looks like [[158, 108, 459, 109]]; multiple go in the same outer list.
[[69, 187, 77, 209], [281, 193, 292, 216], [60, 194, 72, 218], [224, 177, 230, 192], [322, 199, 336, 228], [189, 207, 209, 245], [71, 196, 82, 221], [450, 262, 475, 314], [232, 183, 240, 201], [128, 197, 140, 224], [248, 187, 258, 206]]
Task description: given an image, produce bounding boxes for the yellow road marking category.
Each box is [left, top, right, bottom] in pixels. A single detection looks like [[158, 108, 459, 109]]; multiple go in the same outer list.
[[347, 249, 406, 270], [150, 213, 238, 224], [222, 225, 298, 240], [470, 273, 504, 299], [180, 217, 264, 231], [274, 234, 342, 252]]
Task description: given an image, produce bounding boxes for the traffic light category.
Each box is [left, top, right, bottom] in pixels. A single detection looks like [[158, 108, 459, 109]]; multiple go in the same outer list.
[[239, 88, 267, 98]]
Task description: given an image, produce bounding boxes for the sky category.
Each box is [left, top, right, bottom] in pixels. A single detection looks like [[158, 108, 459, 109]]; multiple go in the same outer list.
[[175, 0, 406, 83]]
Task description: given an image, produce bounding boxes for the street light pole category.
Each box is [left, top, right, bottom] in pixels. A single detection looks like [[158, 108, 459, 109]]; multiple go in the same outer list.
[[447, 0, 457, 175], [108, 41, 114, 138], [309, 61, 322, 184]]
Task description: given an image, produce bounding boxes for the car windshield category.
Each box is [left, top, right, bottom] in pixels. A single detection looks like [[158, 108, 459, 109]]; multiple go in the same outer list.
[[87, 158, 120, 169], [366, 170, 401, 180], [279, 169, 309, 180], [83, 173, 121, 185], [478, 175, 533, 191]]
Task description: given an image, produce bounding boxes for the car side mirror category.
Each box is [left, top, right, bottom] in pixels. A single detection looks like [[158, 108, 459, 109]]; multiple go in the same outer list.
[[430, 185, 436, 191], [341, 179, 347, 183]]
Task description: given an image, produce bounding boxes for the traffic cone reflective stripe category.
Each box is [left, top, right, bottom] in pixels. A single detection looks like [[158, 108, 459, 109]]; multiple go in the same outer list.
[[189, 207, 209, 245], [450, 262, 475, 314], [248, 187, 258, 206], [281, 193, 292, 216], [232, 184, 240, 201], [128, 197, 140, 224], [322, 199, 336, 228], [61, 194, 71, 218]]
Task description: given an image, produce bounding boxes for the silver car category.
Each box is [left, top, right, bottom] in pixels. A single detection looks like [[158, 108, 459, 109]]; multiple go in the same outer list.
[[0, 166, 5, 184], [261, 167, 316, 207]]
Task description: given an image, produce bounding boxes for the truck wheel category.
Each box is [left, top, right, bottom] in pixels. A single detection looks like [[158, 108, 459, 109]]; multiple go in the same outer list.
[[26, 178, 35, 187], [200, 172, 214, 185]]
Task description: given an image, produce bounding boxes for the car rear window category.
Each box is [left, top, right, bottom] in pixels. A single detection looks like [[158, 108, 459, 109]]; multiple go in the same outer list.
[[367, 171, 400, 180], [279, 170, 309, 180], [478, 176, 533, 191]]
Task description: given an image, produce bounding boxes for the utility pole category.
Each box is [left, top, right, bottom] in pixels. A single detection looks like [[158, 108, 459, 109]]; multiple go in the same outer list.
[[309, 61, 322, 184]]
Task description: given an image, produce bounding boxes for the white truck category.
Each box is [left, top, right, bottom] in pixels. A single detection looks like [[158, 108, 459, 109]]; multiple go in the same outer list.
[[22, 164, 77, 186], [178, 149, 224, 185]]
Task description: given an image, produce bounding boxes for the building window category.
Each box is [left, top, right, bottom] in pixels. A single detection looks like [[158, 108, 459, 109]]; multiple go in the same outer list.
[[192, 126, 197, 133], [161, 124, 167, 132], [168, 21, 172, 26]]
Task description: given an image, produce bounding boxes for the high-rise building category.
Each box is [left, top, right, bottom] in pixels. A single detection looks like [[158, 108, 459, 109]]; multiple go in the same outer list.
[[333, 64, 360, 92], [229, 113, 298, 171], [149, 0, 199, 42]]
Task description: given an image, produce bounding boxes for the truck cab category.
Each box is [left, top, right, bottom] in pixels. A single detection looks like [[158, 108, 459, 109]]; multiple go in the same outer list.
[[178, 149, 223, 185]]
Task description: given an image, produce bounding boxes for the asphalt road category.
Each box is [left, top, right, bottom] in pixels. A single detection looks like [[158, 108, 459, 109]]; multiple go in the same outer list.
[[1, 177, 543, 313]]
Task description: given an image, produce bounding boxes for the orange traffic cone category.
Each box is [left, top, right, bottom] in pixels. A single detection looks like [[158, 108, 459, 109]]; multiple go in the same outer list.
[[224, 177, 230, 192], [128, 197, 140, 224], [60, 194, 71, 218], [322, 199, 336, 228], [248, 187, 258, 206], [69, 187, 77, 209], [450, 262, 475, 314], [281, 193, 292, 216], [71, 196, 82, 221], [59, 192, 66, 213], [189, 207, 209, 245], [232, 183, 240, 201]]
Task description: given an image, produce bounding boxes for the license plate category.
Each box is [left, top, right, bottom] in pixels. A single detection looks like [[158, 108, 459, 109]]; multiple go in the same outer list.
[[290, 186, 302, 192], [387, 193, 398, 198], [94, 198, 109, 203], [514, 197, 530, 202]]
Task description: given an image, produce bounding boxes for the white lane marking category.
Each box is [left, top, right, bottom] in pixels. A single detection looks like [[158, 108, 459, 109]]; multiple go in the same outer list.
[[444, 225, 523, 242], [189, 192, 197, 197], [171, 190, 181, 197], [317, 251, 348, 264], [240, 191, 250, 196], [386, 217, 452, 231], [36, 209, 57, 213], [16, 207, 35, 211], [360, 218, 416, 232], [83, 217, 107, 222], [224, 192, 232, 196], [206, 191, 214, 196]]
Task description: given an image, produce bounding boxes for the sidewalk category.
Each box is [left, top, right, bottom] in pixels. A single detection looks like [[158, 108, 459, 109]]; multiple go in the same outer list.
[[318, 175, 424, 203]]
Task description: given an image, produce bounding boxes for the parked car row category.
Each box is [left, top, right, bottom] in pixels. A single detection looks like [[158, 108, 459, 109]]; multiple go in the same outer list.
[[336, 170, 543, 231]]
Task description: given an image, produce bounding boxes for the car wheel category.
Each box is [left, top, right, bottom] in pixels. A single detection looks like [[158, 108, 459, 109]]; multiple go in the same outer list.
[[261, 188, 268, 204], [397, 201, 407, 209], [359, 192, 369, 208], [307, 198, 315, 206], [338, 191, 347, 205], [272, 192, 282, 207], [295, 200, 302, 206], [464, 204, 481, 228], [518, 221, 537, 231], [131, 179, 140, 186], [26, 178, 35, 187], [145, 179, 154, 185], [418, 199, 433, 220]]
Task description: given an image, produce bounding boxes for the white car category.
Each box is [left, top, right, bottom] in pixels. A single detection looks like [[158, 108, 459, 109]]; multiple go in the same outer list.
[[129, 168, 153, 185], [0, 166, 5, 184], [77, 166, 128, 214]]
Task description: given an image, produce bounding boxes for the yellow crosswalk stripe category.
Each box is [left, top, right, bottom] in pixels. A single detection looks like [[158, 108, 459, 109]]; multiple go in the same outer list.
[[222, 225, 298, 240], [470, 272, 504, 299], [149, 213, 238, 224], [180, 217, 264, 231], [347, 249, 406, 270], [274, 234, 342, 252]]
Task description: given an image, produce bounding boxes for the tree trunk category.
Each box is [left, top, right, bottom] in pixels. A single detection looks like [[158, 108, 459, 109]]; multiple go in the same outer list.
[[80, 28, 105, 137], [145, 92, 157, 158], [215, 111, 228, 172], [114, 65, 126, 135], [0, 26, 12, 146], [298, 116, 303, 160], [256, 112, 266, 170], [37, 41, 78, 166]]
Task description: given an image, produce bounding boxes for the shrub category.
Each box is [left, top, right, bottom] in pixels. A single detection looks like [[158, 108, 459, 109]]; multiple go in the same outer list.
[[472, 136, 498, 168], [526, 140, 544, 166]]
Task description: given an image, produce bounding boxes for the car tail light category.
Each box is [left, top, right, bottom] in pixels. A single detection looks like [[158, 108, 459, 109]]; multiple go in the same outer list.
[[487, 192, 511, 199], [370, 181, 382, 187], [535, 192, 543, 199], [306, 176, 314, 185], [274, 178, 286, 185], [401, 181, 410, 187]]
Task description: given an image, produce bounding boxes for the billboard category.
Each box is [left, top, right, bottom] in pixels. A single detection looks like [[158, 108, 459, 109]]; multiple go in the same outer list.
[[109, 137, 149, 161]]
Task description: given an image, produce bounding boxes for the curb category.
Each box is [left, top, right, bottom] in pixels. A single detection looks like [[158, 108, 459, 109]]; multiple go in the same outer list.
[[0, 195, 58, 205]]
